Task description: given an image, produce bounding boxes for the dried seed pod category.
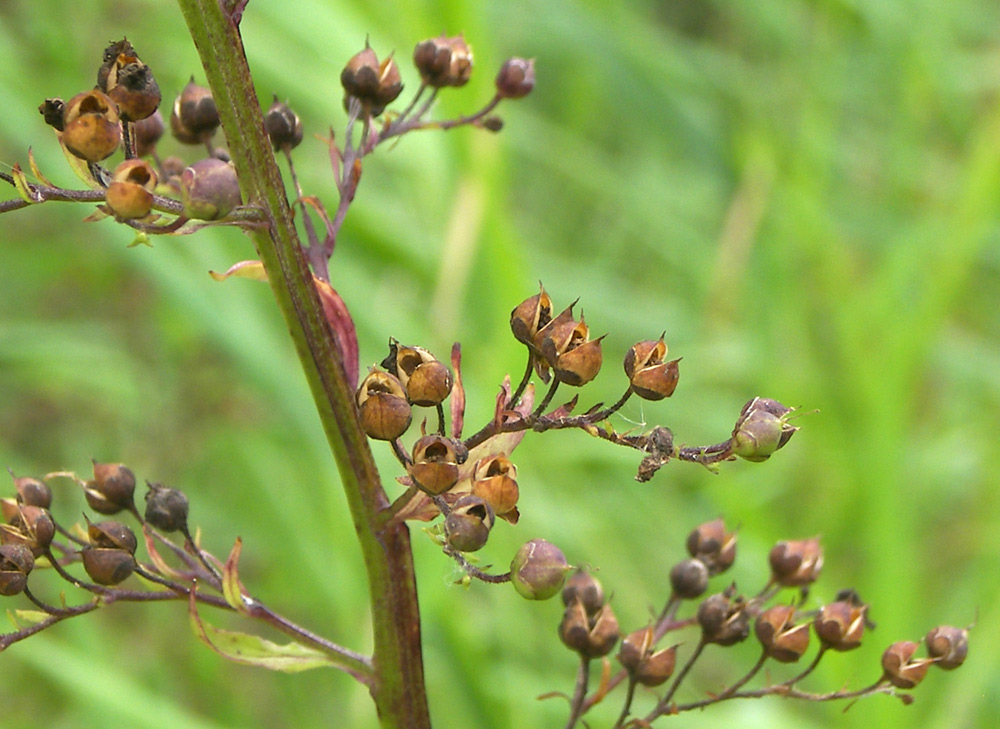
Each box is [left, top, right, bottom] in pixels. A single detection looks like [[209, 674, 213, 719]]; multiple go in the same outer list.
[[470, 455, 519, 524], [495, 57, 535, 99], [769, 538, 823, 587], [381, 340, 453, 407], [264, 96, 303, 151], [341, 44, 402, 116], [81, 546, 135, 585], [356, 370, 412, 440], [144, 482, 189, 533], [510, 284, 552, 348], [814, 599, 867, 651], [618, 627, 677, 687], [105, 158, 158, 219], [407, 435, 461, 495], [84, 461, 137, 515], [669, 558, 709, 600], [561, 570, 605, 615], [0, 543, 34, 596], [697, 588, 750, 646], [412, 34, 473, 88], [510, 539, 569, 600], [624, 337, 680, 400], [87, 519, 138, 553], [925, 626, 968, 670], [61, 90, 121, 162], [10, 472, 52, 509], [535, 308, 604, 386], [560, 602, 619, 658], [755, 605, 811, 663], [685, 519, 737, 576], [443, 495, 494, 553], [98, 39, 161, 122], [881, 640, 933, 689], [731, 397, 798, 462], [171, 78, 218, 142], [132, 108, 164, 157]]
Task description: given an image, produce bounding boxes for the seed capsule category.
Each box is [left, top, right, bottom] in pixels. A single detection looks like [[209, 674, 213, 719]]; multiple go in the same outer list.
[[510, 539, 569, 600]]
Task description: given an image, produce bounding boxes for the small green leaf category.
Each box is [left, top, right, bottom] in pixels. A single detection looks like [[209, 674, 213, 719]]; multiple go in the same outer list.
[[221, 537, 251, 615], [7, 609, 51, 629], [188, 588, 336, 673], [11, 163, 40, 204]]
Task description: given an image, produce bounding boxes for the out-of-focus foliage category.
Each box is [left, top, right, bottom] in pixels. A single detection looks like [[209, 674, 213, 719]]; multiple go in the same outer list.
[[0, 1, 997, 727]]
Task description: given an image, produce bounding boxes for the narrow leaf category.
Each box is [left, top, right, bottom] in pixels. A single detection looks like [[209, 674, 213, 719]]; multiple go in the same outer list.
[[209, 259, 267, 281], [222, 537, 251, 615], [7, 608, 51, 629], [188, 587, 336, 673], [27, 147, 55, 187], [11, 163, 40, 203]]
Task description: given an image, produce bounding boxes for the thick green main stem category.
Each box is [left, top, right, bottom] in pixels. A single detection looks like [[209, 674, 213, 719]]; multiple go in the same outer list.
[[175, 3, 430, 727]]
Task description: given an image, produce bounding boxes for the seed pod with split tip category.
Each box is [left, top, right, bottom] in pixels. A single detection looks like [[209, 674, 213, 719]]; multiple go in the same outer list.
[[84, 461, 137, 515], [511, 284, 553, 348], [407, 435, 461, 495], [171, 78, 219, 142], [510, 539, 569, 601], [536, 310, 604, 386], [10, 472, 52, 509], [618, 627, 678, 687], [412, 34, 473, 88], [356, 370, 412, 440], [12, 505, 55, 556], [755, 605, 811, 662], [444, 495, 494, 553], [925, 626, 968, 670], [624, 337, 680, 400], [105, 158, 158, 219], [264, 97, 303, 151], [560, 601, 619, 658], [181, 158, 242, 220], [82, 519, 137, 585], [341, 44, 403, 117], [562, 570, 605, 615], [98, 39, 161, 122], [697, 588, 751, 646], [881, 640, 933, 689], [61, 90, 121, 162], [0, 543, 34, 596], [495, 58, 535, 99], [470, 455, 519, 524], [144, 482, 189, 533], [381, 340, 453, 407], [670, 558, 709, 599], [769, 538, 823, 587], [685, 518, 737, 576], [814, 599, 867, 651]]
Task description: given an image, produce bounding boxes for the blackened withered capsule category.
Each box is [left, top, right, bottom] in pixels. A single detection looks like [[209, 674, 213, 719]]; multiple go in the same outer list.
[[144, 482, 189, 533], [264, 96, 303, 151], [685, 518, 736, 576], [171, 78, 219, 141], [98, 39, 161, 122], [669, 558, 709, 599]]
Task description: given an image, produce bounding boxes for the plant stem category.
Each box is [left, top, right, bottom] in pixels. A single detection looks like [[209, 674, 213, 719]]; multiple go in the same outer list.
[[175, 3, 429, 727]]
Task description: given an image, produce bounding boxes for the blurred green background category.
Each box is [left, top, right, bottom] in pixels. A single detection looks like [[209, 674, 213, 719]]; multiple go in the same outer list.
[[1, 0, 997, 727]]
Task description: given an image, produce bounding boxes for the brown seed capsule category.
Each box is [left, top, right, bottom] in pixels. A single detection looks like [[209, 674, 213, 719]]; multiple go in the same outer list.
[[356, 370, 412, 440], [132, 109, 164, 157], [495, 58, 535, 99], [105, 158, 158, 219], [87, 519, 138, 553], [444, 495, 494, 553], [769, 538, 823, 587], [81, 546, 135, 585], [84, 461, 137, 515], [925, 625, 968, 670], [181, 158, 242, 220], [144, 482, 189, 533], [510, 539, 569, 600], [669, 558, 709, 600], [697, 588, 750, 646], [511, 284, 553, 348], [536, 309, 604, 386], [624, 337, 680, 400], [755, 605, 811, 663], [412, 34, 473, 88], [382, 341, 453, 407], [264, 97, 304, 151], [171, 78, 219, 141], [618, 627, 677, 686], [561, 603, 619, 658], [561, 570, 605, 615], [341, 44, 403, 117], [881, 640, 933, 689], [98, 40, 161, 122], [61, 90, 121, 162], [814, 600, 867, 651], [0, 543, 34, 596], [470, 455, 519, 524], [10, 472, 52, 509], [407, 435, 461, 495], [685, 519, 737, 576], [14, 505, 55, 555]]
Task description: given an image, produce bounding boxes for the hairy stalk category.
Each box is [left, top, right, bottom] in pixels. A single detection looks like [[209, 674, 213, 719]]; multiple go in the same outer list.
[[175, 2, 429, 727]]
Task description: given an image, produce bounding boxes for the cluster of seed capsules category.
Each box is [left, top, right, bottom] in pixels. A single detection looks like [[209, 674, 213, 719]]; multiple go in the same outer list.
[[555, 519, 968, 720], [0, 462, 190, 595]]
